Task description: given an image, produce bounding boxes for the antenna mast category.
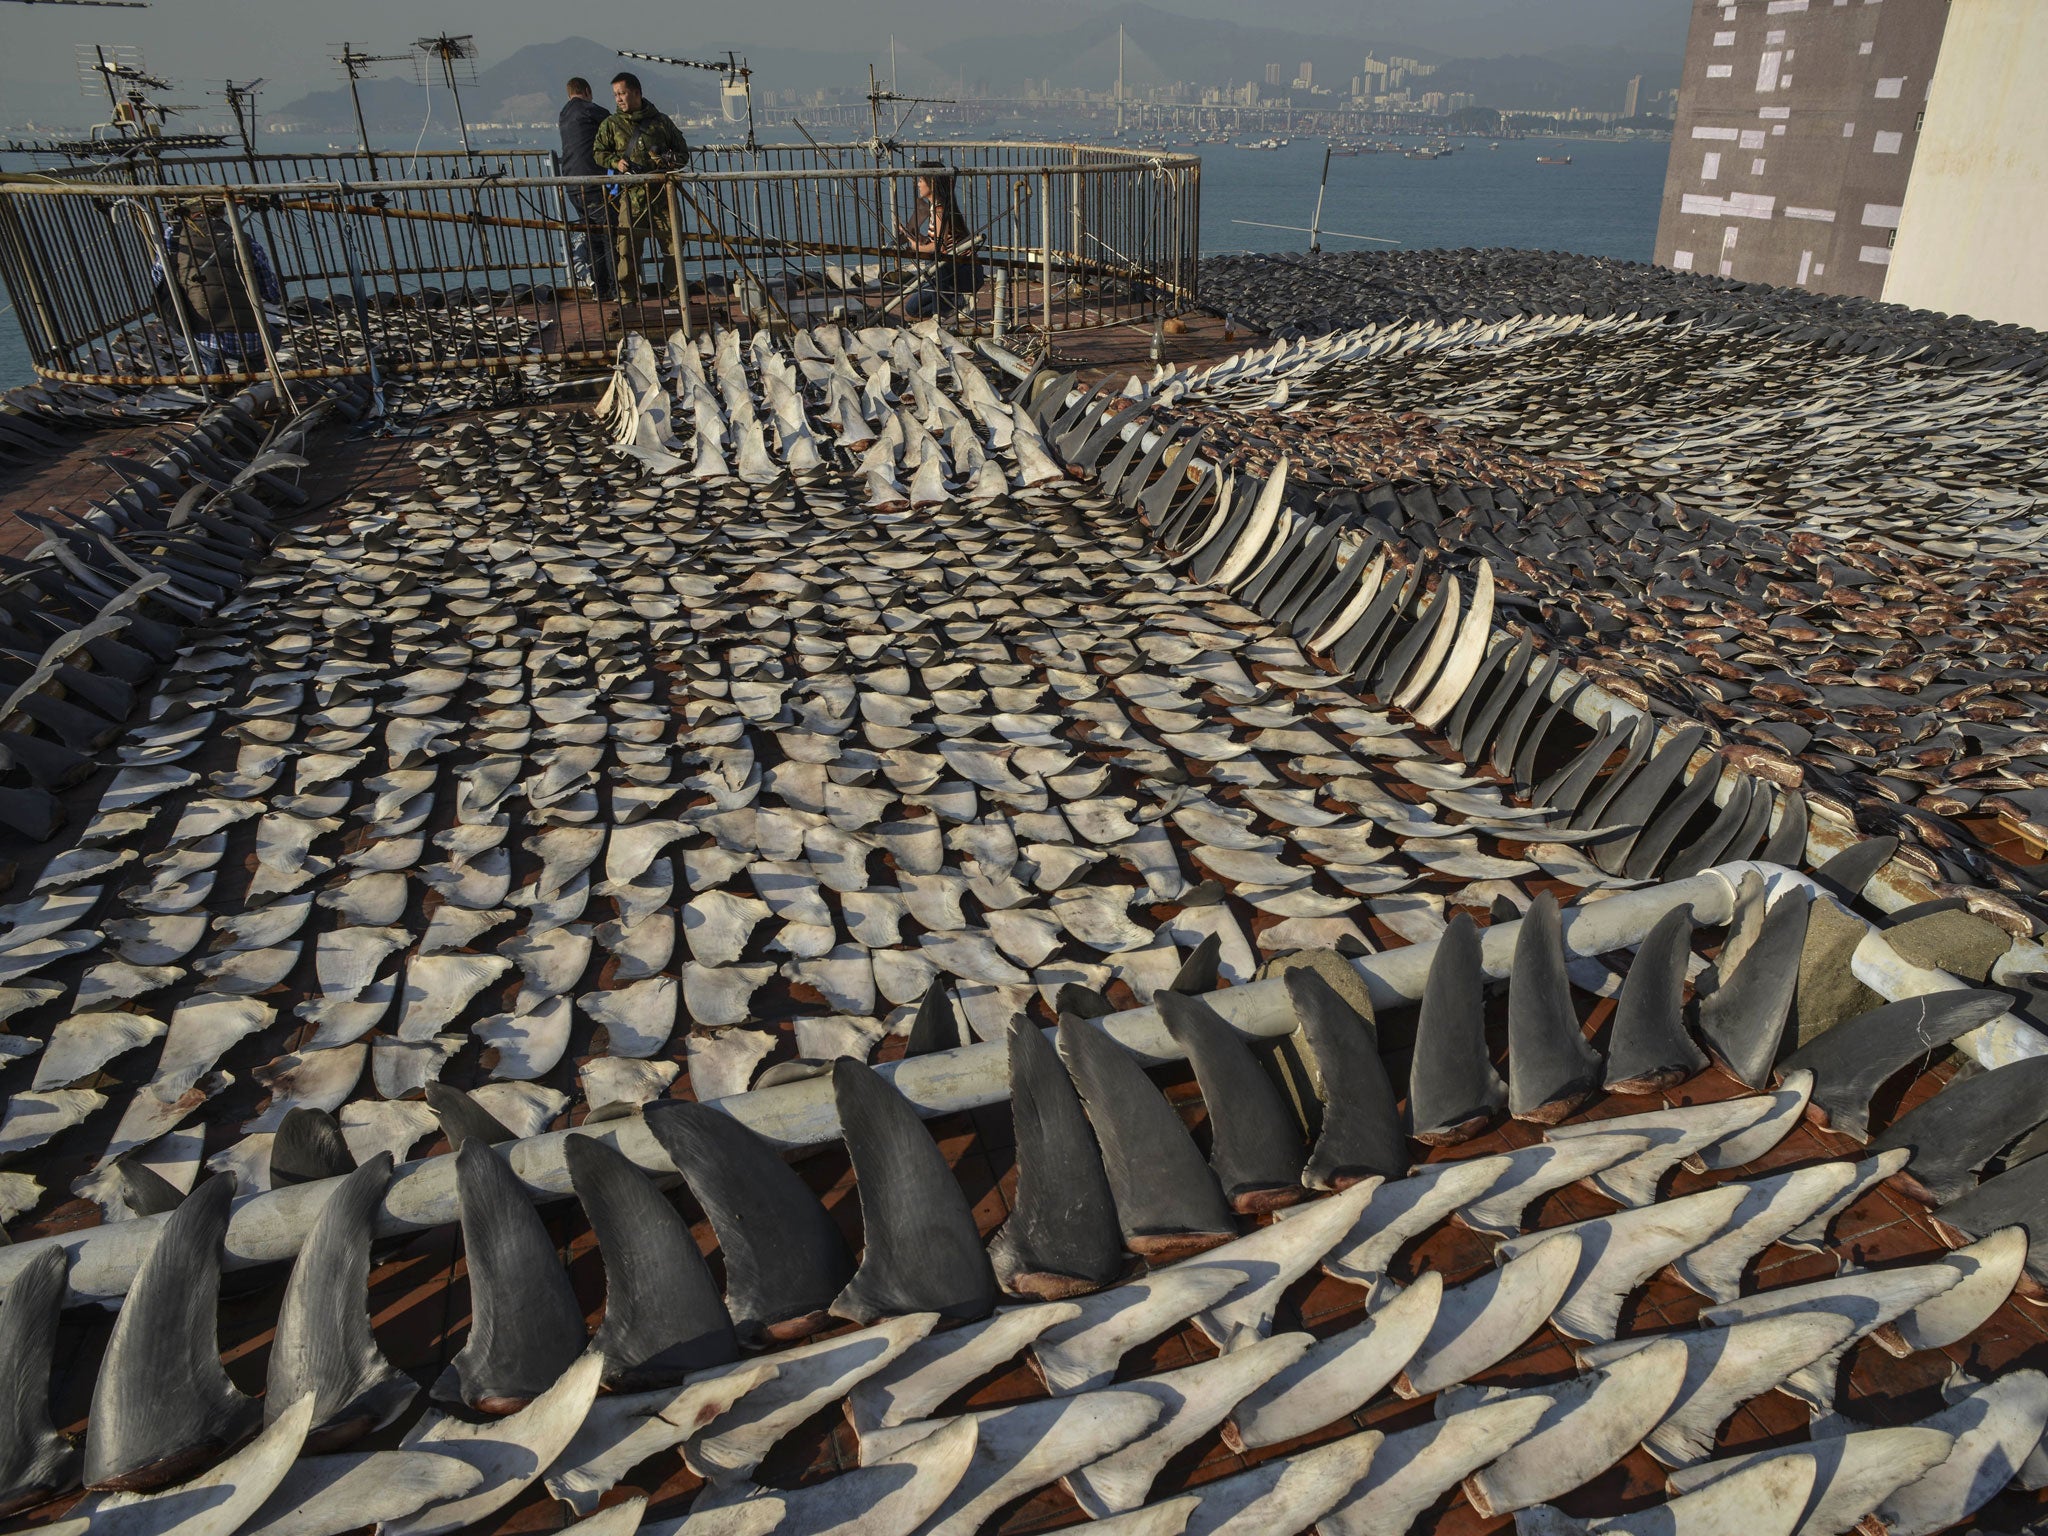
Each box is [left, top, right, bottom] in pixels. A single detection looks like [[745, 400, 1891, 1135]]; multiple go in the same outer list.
[[219, 77, 264, 156], [334, 42, 410, 174], [414, 33, 479, 159], [618, 47, 757, 153]]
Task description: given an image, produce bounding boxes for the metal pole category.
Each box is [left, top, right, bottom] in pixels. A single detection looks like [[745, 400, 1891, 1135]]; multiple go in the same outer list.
[[665, 176, 692, 341], [332, 179, 385, 415], [991, 265, 1005, 344], [219, 192, 294, 407], [1038, 168, 1052, 337], [347, 55, 378, 179], [132, 196, 212, 401], [1308, 143, 1331, 253]]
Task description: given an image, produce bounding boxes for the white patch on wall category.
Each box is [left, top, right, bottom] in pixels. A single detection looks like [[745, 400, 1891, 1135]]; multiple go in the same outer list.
[[1708, 63, 1735, 78], [1859, 244, 1893, 265], [1760, 106, 1790, 118], [1798, 249, 1813, 283], [1843, 120, 1856, 136], [1781, 74, 1793, 86], [1772, 124, 1786, 134], [1702, 151, 1723, 180], [1767, 28, 1788, 42], [1693, 125, 1741, 139], [1715, 29, 1737, 44], [1814, 262, 1826, 275], [1859, 40, 1874, 53], [1673, 250, 1695, 271], [1741, 128, 1767, 148], [1766, 0, 1810, 10], [1785, 206, 1838, 221], [1752, 157, 1767, 174], [1723, 3, 1737, 15], [1862, 203, 1903, 227], [1756, 50, 1783, 91], [1873, 130, 1903, 153], [1875, 76, 1905, 98]]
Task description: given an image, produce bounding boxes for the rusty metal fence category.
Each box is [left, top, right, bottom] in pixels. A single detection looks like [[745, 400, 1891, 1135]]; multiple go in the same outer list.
[[0, 142, 1201, 391]]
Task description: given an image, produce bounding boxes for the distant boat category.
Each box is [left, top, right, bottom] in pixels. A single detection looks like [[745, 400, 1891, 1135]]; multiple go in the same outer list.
[[1537, 154, 1574, 165]]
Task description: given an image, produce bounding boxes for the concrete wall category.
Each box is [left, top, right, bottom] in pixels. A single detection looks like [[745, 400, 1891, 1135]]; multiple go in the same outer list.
[[1655, 0, 1948, 299], [1885, 0, 2048, 329]]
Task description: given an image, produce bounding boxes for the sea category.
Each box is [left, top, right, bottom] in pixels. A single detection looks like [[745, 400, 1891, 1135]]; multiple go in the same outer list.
[[0, 129, 1669, 391]]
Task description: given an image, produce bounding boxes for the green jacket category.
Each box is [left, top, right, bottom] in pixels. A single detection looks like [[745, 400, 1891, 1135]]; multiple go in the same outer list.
[[593, 102, 691, 214]]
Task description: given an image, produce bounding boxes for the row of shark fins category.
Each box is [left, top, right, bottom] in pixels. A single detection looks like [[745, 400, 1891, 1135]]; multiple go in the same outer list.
[[0, 378, 375, 843], [6, 904, 2044, 1536], [597, 326, 1087, 505]]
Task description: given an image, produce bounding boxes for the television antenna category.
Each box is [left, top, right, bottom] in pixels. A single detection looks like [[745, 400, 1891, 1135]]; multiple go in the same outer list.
[[332, 42, 410, 173], [414, 32, 479, 158], [865, 63, 952, 162], [217, 77, 264, 155], [618, 48, 755, 153], [4, 0, 150, 7]]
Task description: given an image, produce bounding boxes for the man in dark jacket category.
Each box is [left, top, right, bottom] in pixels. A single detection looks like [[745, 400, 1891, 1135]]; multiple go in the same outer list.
[[592, 72, 691, 305], [559, 77, 615, 300]]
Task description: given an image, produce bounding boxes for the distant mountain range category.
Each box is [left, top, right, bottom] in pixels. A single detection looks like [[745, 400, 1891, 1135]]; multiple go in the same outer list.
[[275, 13, 1676, 131]]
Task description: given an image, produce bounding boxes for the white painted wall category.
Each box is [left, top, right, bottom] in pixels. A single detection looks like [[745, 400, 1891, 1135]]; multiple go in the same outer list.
[[1885, 0, 2048, 329]]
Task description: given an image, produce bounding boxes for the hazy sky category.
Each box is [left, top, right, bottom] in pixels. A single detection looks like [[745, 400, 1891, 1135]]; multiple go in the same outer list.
[[5, 0, 1690, 119]]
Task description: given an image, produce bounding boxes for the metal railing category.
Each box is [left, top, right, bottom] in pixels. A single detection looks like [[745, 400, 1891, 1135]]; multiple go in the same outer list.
[[0, 141, 1200, 391]]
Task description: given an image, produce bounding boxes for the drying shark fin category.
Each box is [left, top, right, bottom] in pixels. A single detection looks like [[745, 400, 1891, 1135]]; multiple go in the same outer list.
[[903, 977, 963, 1056], [1780, 989, 2012, 1143], [1662, 1425, 1954, 1536], [1320, 1395, 1553, 1536], [1166, 933, 1222, 996], [1546, 1092, 1785, 1205], [1667, 1160, 1864, 1305], [647, 1099, 854, 1344], [1396, 1233, 1582, 1396], [425, 1084, 514, 1150], [1282, 965, 1406, 1190], [266, 1153, 415, 1451], [269, 1106, 359, 1186], [545, 1364, 780, 1514], [1892, 1226, 2026, 1353], [831, 1059, 1000, 1326], [848, 1302, 1083, 1436], [1460, 1336, 1692, 1517], [1695, 886, 1812, 1089], [567, 1132, 738, 1387], [1601, 904, 1708, 1094], [1514, 1449, 1819, 1536], [51, 1396, 315, 1536], [1056, 1012, 1237, 1261], [84, 1173, 264, 1490], [1507, 892, 1602, 1123], [1225, 1271, 1441, 1452], [1857, 1370, 2048, 1536], [1408, 912, 1506, 1144], [1457, 1134, 1651, 1238], [438, 1137, 588, 1413], [1872, 1054, 2048, 1205], [1157, 989, 1308, 1210], [989, 1014, 1126, 1299], [680, 1414, 979, 1536], [236, 1447, 488, 1536], [0, 1246, 79, 1515], [1032, 1264, 1250, 1396], [1323, 1154, 1512, 1291], [1497, 1184, 1749, 1342]]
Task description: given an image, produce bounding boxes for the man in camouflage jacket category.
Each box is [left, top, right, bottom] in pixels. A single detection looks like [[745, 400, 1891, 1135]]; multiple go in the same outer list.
[[593, 72, 691, 303]]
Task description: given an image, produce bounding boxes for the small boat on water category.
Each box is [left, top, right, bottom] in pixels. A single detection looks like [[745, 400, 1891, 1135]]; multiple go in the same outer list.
[[1537, 154, 1574, 165]]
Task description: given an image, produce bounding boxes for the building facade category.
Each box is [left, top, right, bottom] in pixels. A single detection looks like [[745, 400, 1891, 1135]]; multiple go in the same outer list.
[[1886, 0, 2048, 330], [1654, 0, 1949, 299]]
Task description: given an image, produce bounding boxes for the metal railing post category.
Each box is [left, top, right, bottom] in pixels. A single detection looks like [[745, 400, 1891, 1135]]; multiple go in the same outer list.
[[665, 177, 692, 341], [332, 180, 385, 416], [219, 192, 294, 406], [992, 266, 1006, 345], [1038, 169, 1053, 338]]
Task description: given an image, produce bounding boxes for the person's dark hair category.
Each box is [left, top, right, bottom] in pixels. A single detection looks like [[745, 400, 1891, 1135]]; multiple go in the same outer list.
[[612, 71, 642, 93], [919, 165, 964, 242], [567, 77, 591, 97]]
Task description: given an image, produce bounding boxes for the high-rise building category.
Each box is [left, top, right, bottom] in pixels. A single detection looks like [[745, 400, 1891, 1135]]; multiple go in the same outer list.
[[1298, 62, 1313, 88], [1623, 73, 1642, 118], [1265, 62, 1284, 87], [1654, 0, 1949, 298]]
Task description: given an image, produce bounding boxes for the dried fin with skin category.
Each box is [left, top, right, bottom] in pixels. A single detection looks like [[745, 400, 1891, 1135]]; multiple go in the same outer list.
[[0, 1246, 79, 1515], [1282, 965, 1406, 1190], [266, 1153, 415, 1451], [567, 1133, 738, 1387], [84, 1174, 263, 1491], [1695, 886, 1812, 1090], [1506, 892, 1601, 1124], [989, 1014, 1125, 1299], [1408, 912, 1506, 1145], [269, 1106, 357, 1186], [831, 1059, 999, 1326], [1601, 905, 1707, 1095], [647, 1099, 854, 1344], [437, 1138, 587, 1412], [1157, 989, 1307, 1211], [1057, 1013, 1236, 1261], [1779, 990, 2012, 1144]]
